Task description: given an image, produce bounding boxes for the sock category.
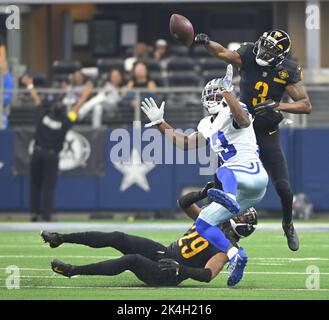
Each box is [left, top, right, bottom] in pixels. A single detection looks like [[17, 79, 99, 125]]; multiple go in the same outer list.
[[72, 255, 132, 276], [216, 167, 238, 196], [195, 218, 231, 253], [227, 247, 239, 260], [61, 231, 123, 248]]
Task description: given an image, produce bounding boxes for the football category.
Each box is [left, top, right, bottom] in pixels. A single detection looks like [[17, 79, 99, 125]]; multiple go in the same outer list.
[[169, 14, 194, 47]]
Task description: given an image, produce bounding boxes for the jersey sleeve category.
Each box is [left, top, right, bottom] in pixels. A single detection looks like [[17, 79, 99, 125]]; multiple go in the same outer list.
[[236, 42, 254, 67], [197, 118, 208, 138], [289, 64, 304, 84]]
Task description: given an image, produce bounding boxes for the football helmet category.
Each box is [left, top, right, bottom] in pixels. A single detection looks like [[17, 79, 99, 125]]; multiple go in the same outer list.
[[253, 30, 291, 67], [230, 207, 258, 238], [201, 79, 231, 115], [201, 65, 234, 115]]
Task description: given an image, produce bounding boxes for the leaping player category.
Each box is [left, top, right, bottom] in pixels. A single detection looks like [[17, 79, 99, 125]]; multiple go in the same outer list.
[[141, 64, 268, 285]]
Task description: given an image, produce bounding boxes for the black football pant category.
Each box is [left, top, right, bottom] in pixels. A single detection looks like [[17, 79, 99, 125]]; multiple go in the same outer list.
[[60, 231, 180, 286], [30, 148, 59, 221], [256, 130, 293, 224]]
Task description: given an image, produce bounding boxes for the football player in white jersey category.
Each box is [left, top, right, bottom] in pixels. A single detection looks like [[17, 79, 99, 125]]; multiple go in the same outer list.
[[141, 65, 268, 286]]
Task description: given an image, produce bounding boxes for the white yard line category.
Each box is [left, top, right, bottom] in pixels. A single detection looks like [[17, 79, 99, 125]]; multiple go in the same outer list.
[[1, 256, 328, 261], [0, 285, 328, 292]]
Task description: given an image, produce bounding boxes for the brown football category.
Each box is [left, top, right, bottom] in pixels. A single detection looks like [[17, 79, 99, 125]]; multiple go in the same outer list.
[[169, 14, 194, 47]]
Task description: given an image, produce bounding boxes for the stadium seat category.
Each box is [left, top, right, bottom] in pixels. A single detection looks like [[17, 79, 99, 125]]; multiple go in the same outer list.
[[97, 58, 125, 75], [52, 60, 81, 75], [168, 71, 200, 87], [169, 45, 191, 57], [143, 59, 162, 72], [192, 45, 212, 58], [167, 57, 196, 71], [149, 71, 167, 87], [202, 70, 228, 85], [198, 57, 227, 71]]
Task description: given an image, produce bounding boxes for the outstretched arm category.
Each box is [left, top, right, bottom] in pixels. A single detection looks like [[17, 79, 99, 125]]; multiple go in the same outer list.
[[219, 65, 250, 128], [277, 82, 312, 114], [223, 91, 250, 128], [141, 98, 207, 150], [21, 74, 41, 107], [177, 181, 215, 220], [158, 252, 228, 283], [195, 33, 242, 66]]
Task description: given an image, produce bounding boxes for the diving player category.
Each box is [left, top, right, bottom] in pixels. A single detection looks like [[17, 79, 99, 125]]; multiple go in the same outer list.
[[141, 64, 268, 286], [194, 30, 312, 251], [42, 183, 258, 287]]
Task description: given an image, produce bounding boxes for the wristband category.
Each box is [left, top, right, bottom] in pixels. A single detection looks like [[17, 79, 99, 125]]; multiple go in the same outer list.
[[27, 84, 34, 90]]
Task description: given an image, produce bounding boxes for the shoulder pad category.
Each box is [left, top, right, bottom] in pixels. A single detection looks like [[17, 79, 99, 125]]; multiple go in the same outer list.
[[279, 59, 303, 83]]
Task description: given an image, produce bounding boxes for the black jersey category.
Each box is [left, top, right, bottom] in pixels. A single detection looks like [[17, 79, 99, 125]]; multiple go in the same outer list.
[[236, 42, 303, 132], [166, 223, 239, 268], [34, 106, 74, 153]]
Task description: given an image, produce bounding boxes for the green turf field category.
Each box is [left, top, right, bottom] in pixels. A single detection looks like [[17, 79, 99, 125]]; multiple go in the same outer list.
[[0, 223, 328, 300]]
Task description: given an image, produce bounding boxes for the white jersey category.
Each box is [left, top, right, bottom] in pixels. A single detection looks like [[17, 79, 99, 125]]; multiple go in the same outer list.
[[197, 102, 260, 166]]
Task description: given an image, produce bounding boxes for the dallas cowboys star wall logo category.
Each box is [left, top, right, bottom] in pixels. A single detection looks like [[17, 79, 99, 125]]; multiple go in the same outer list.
[[113, 148, 155, 192]]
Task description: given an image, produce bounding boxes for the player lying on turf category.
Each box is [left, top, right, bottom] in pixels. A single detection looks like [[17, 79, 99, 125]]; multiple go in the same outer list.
[[41, 184, 257, 287], [141, 64, 268, 285]]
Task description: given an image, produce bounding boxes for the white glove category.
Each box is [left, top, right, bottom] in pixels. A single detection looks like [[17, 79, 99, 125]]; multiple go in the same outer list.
[[219, 64, 234, 93], [141, 97, 165, 128]]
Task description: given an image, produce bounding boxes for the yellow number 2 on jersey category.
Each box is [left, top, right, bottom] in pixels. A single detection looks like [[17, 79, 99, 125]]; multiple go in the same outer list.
[[252, 81, 269, 106], [178, 226, 209, 259]]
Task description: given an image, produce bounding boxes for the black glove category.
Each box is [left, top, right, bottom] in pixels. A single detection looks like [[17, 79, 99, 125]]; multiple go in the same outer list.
[[158, 258, 180, 274], [254, 99, 279, 116], [200, 181, 215, 199], [194, 33, 210, 45]]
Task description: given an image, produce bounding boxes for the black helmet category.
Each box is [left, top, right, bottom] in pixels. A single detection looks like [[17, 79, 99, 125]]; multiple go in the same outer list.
[[253, 30, 291, 67], [230, 207, 258, 239]]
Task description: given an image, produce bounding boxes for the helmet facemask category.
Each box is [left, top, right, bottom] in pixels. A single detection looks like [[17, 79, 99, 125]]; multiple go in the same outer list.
[[254, 30, 291, 67], [229, 207, 258, 239], [201, 79, 227, 115]]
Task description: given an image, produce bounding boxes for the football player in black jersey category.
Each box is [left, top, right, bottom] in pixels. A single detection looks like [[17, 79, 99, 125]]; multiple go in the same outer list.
[[195, 29, 312, 251], [41, 183, 257, 287]]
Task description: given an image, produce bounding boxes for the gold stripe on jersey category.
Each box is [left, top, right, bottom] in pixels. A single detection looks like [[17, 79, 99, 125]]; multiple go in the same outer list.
[[273, 77, 287, 85]]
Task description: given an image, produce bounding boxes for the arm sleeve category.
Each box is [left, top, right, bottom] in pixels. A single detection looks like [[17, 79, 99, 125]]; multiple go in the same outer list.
[[289, 64, 303, 84], [178, 191, 204, 209], [236, 42, 253, 66], [179, 265, 212, 283]]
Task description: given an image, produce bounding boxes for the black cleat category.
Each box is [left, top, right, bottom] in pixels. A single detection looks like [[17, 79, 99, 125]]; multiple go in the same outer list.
[[51, 259, 74, 278], [41, 230, 63, 248], [282, 222, 300, 251], [200, 181, 215, 199]]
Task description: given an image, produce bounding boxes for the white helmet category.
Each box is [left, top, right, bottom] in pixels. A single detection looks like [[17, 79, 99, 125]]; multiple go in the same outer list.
[[201, 65, 234, 115]]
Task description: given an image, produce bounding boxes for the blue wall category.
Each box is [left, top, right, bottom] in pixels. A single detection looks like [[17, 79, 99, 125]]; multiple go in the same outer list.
[[0, 128, 328, 212]]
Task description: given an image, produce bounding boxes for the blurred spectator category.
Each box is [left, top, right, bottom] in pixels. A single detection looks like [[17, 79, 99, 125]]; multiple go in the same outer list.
[[153, 39, 168, 61], [124, 42, 149, 74], [0, 35, 14, 129], [62, 69, 93, 112], [21, 74, 84, 222], [126, 61, 157, 107], [79, 68, 125, 127]]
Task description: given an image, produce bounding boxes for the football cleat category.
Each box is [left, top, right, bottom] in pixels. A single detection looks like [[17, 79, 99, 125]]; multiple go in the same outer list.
[[207, 188, 240, 214], [282, 222, 300, 251], [227, 247, 248, 287], [51, 259, 74, 278], [41, 230, 63, 248]]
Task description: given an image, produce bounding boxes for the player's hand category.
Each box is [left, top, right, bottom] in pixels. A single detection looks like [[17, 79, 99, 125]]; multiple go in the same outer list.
[[200, 181, 215, 199], [194, 33, 210, 45], [141, 97, 165, 128], [219, 64, 234, 93], [158, 258, 180, 274], [254, 99, 280, 116], [21, 74, 33, 87]]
